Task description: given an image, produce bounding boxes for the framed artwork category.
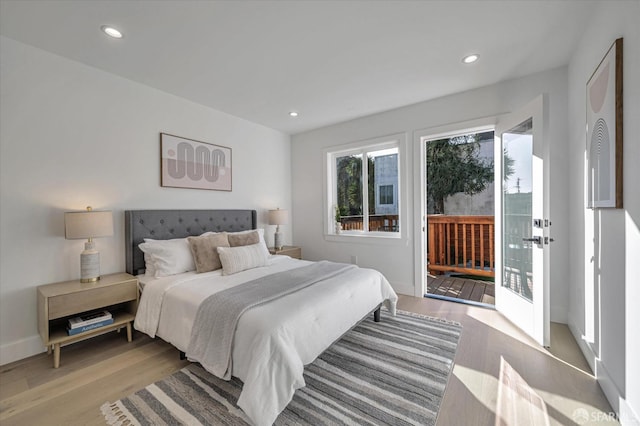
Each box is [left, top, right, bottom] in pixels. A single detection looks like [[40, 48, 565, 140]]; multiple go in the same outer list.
[[161, 133, 232, 191], [586, 38, 623, 209]]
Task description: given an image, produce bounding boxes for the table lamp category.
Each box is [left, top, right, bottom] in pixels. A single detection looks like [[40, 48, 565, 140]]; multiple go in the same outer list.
[[268, 208, 289, 251], [65, 206, 113, 282]]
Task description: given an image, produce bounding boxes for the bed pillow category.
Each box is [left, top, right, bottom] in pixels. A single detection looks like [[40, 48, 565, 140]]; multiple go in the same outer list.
[[227, 229, 271, 257], [217, 243, 268, 275], [228, 230, 259, 247], [139, 238, 196, 277], [143, 252, 156, 277], [141, 242, 159, 277], [187, 233, 230, 273]]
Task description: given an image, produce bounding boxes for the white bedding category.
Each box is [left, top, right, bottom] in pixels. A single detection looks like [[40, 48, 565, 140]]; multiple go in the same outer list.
[[134, 255, 398, 426]]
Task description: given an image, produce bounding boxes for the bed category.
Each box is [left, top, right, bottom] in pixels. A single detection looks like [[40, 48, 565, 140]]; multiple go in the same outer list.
[[126, 209, 398, 426]]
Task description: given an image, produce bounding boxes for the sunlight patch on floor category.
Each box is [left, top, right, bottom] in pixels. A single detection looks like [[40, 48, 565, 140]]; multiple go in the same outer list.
[[452, 364, 499, 416], [496, 356, 550, 426]]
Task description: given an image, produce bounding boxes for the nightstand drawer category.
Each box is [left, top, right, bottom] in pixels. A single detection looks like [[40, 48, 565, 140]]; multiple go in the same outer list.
[[48, 281, 137, 319]]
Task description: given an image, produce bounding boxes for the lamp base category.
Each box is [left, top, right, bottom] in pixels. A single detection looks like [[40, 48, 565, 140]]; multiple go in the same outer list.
[[80, 241, 101, 283], [274, 230, 283, 251]]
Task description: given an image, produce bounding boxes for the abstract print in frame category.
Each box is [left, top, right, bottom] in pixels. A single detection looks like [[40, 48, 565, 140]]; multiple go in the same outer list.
[[586, 38, 623, 209], [161, 133, 232, 191]]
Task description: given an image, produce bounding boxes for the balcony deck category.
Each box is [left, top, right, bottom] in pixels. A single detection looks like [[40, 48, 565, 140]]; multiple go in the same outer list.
[[426, 274, 495, 305]]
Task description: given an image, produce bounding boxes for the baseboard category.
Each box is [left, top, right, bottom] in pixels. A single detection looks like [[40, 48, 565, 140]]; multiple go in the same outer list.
[[596, 360, 623, 414], [0, 335, 44, 366], [567, 320, 597, 373], [568, 321, 640, 425], [620, 397, 640, 425]]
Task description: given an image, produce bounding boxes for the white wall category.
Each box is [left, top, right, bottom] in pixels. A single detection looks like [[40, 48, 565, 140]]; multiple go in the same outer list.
[[0, 37, 292, 365], [292, 67, 570, 321], [567, 1, 640, 424]]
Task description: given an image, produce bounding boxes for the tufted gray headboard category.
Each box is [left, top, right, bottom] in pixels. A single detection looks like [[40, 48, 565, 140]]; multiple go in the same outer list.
[[124, 209, 257, 275]]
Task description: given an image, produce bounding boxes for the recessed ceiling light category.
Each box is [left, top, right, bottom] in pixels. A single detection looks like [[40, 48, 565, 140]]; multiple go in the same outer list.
[[462, 54, 479, 64], [101, 25, 123, 39], [289, 111, 299, 117]]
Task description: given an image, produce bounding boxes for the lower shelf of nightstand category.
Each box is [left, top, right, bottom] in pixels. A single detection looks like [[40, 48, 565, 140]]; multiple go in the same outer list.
[[48, 312, 135, 345]]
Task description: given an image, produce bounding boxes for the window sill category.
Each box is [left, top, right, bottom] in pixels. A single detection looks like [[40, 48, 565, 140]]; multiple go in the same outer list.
[[324, 232, 406, 246]]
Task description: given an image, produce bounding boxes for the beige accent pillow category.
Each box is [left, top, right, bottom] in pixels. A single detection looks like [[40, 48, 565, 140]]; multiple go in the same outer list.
[[217, 243, 268, 275], [228, 230, 259, 247], [187, 233, 230, 273]]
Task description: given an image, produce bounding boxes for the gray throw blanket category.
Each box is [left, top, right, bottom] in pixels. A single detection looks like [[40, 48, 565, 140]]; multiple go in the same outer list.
[[186, 261, 356, 380]]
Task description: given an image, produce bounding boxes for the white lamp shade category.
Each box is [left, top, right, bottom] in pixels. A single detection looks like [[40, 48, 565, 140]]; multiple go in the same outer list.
[[65, 210, 113, 239], [268, 209, 289, 226]]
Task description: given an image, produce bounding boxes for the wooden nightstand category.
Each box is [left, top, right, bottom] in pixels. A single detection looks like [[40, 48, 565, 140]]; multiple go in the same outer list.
[[269, 245, 302, 259], [37, 272, 138, 368]]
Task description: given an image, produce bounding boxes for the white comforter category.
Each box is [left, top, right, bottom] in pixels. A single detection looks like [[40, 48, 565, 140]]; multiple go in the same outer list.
[[134, 255, 398, 426]]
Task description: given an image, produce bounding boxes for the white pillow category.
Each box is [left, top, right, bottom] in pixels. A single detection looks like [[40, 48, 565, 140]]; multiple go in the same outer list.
[[226, 229, 271, 258], [217, 243, 268, 275], [139, 238, 195, 277], [141, 232, 215, 277], [143, 252, 156, 277]]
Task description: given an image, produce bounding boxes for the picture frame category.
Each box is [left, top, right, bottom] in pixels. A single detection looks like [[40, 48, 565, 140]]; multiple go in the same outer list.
[[586, 38, 623, 209], [161, 133, 232, 191]]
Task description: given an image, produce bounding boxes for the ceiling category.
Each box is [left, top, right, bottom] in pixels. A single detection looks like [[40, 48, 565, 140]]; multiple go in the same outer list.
[[0, 0, 597, 135]]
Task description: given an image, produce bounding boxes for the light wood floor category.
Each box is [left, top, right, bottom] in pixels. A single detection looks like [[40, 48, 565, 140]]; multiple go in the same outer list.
[[0, 296, 616, 425]]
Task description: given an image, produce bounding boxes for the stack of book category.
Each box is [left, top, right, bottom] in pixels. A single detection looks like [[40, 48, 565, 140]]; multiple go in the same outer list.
[[67, 310, 113, 335]]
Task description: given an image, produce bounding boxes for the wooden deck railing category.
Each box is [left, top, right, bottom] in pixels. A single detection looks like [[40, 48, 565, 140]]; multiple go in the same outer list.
[[427, 215, 495, 277], [340, 214, 399, 232]]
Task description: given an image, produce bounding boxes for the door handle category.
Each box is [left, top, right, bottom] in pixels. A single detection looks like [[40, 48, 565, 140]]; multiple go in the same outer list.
[[523, 236, 542, 244]]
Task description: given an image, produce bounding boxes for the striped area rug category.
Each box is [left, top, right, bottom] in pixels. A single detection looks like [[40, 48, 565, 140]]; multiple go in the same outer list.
[[101, 310, 461, 426]]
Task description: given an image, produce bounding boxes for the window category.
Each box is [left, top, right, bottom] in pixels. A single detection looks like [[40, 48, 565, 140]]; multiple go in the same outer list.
[[327, 136, 402, 236], [379, 185, 394, 205]]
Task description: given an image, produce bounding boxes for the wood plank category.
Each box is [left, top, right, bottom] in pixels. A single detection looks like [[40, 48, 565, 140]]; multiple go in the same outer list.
[[428, 222, 436, 270], [427, 265, 495, 277], [462, 224, 467, 269], [439, 223, 445, 266], [470, 281, 486, 302], [427, 276, 444, 294], [479, 225, 485, 272], [484, 283, 495, 297], [0, 340, 176, 421], [448, 277, 465, 298], [458, 279, 475, 300], [433, 277, 454, 296], [454, 223, 459, 267], [471, 224, 476, 269], [1, 342, 186, 425], [445, 224, 451, 266], [397, 295, 614, 426]]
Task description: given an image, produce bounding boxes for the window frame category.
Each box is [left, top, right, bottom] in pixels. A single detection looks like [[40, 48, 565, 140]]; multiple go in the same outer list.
[[324, 133, 406, 243]]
